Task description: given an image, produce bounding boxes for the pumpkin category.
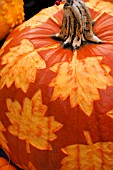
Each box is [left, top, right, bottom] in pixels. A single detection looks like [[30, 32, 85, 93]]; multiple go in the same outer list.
[[0, 0, 113, 169], [0, 157, 17, 170], [0, 0, 24, 41]]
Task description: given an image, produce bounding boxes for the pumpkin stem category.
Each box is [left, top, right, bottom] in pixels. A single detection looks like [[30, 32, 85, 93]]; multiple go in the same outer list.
[[52, 0, 102, 50]]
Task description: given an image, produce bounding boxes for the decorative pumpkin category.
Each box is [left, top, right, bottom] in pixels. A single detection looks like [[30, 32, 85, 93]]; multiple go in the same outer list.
[[0, 157, 17, 170], [0, 0, 113, 169], [0, 0, 24, 41]]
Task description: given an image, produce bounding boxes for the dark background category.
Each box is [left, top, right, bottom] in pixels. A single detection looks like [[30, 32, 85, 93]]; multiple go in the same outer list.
[[0, 0, 56, 169], [24, 0, 56, 20]]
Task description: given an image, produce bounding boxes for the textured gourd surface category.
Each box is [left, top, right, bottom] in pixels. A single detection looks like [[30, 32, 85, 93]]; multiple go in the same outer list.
[[0, 0, 113, 169], [0, 0, 24, 41]]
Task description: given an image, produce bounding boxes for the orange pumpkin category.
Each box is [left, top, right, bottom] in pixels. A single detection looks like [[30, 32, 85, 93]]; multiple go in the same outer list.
[[0, 157, 17, 170], [0, 0, 24, 41], [0, 0, 113, 169]]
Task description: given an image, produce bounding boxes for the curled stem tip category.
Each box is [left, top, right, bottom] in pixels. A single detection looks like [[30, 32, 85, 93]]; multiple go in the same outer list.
[[52, 0, 102, 50]]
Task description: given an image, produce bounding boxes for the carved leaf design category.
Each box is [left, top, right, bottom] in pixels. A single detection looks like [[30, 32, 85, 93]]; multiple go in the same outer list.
[[61, 132, 113, 170], [0, 39, 46, 93], [6, 89, 63, 153], [0, 121, 9, 152], [49, 54, 113, 116], [86, 0, 113, 16]]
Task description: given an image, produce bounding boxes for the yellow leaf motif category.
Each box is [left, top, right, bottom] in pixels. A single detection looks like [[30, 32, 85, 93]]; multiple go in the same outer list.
[[49, 54, 113, 116], [86, 0, 113, 16], [61, 132, 113, 170], [6, 89, 63, 153], [0, 39, 46, 93], [0, 121, 9, 152]]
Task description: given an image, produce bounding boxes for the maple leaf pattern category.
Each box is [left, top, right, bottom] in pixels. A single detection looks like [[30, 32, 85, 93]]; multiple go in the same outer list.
[[0, 121, 9, 152], [86, 0, 113, 16], [6, 89, 63, 153], [0, 39, 46, 93], [61, 131, 113, 170], [49, 54, 113, 116]]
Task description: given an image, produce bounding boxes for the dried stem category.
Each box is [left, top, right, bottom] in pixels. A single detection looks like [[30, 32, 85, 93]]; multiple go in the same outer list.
[[52, 0, 102, 50]]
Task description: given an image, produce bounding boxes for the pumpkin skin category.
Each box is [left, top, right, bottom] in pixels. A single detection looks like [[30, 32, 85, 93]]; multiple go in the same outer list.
[[0, 0, 113, 169], [0, 0, 24, 41], [0, 157, 17, 170]]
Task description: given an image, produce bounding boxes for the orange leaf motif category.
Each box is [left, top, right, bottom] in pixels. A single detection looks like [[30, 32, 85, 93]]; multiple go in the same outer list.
[[49, 54, 113, 116], [61, 140, 113, 169], [86, 0, 113, 16], [0, 121, 9, 152], [0, 39, 46, 93], [6, 89, 63, 153]]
